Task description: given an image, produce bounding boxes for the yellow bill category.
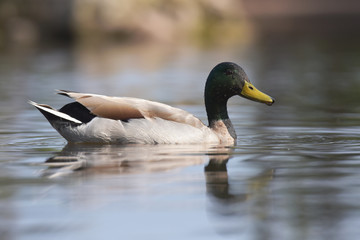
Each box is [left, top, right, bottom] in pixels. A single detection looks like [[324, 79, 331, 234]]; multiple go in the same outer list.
[[240, 81, 275, 106]]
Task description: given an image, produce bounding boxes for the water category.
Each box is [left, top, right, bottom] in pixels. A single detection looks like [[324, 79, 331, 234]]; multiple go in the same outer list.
[[1, 34, 360, 240]]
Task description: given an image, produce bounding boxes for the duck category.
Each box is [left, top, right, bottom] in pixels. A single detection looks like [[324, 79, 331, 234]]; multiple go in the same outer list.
[[29, 62, 274, 145]]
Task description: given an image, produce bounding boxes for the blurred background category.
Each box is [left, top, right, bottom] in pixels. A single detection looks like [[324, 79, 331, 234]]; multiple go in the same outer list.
[[1, 0, 360, 46]]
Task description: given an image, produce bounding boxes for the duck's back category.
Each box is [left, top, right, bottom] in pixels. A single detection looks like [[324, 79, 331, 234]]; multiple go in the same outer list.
[[58, 90, 206, 129]]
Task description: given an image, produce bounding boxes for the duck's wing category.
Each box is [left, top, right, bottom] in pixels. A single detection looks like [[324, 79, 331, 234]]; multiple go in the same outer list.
[[57, 90, 206, 129]]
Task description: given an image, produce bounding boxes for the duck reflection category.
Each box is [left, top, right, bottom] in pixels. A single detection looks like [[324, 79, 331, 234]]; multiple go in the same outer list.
[[42, 143, 275, 237], [42, 143, 232, 178], [205, 156, 234, 200], [44, 144, 274, 201], [205, 154, 275, 237], [43, 144, 274, 201], [205, 158, 275, 201]]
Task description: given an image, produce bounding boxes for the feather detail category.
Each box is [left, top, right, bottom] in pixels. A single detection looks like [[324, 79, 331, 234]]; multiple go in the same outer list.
[[56, 90, 205, 129], [28, 101, 82, 124], [58, 117, 219, 144]]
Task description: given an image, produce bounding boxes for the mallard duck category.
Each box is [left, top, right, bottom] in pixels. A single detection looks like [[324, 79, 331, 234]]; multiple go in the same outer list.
[[30, 62, 274, 144]]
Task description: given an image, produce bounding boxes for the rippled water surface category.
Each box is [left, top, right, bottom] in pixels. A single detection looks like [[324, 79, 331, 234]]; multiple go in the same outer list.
[[1, 35, 360, 240]]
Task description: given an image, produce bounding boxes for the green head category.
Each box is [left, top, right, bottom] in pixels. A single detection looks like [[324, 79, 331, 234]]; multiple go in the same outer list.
[[205, 62, 274, 123]]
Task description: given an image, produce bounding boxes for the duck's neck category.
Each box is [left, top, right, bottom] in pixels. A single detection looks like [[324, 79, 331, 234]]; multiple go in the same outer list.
[[205, 96, 229, 123], [205, 96, 237, 142]]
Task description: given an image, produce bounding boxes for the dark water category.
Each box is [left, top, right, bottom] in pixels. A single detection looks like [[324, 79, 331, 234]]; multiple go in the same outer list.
[[1, 34, 360, 240]]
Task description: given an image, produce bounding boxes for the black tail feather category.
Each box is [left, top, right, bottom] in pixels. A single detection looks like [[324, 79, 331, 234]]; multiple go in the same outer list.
[[59, 102, 96, 124], [56, 89, 77, 98]]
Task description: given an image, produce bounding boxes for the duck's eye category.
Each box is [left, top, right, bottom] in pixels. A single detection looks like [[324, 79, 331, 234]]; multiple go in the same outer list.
[[249, 86, 254, 90]]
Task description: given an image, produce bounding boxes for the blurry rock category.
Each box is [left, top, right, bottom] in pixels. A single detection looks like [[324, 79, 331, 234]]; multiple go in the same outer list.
[[2, 0, 358, 47], [72, 0, 247, 43], [0, 0, 73, 46]]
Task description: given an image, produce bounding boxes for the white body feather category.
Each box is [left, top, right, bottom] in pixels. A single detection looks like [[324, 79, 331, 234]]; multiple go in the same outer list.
[[57, 117, 220, 144]]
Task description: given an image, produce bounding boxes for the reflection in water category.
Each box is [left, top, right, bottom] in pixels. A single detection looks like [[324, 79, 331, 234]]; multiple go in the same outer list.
[[205, 154, 276, 238], [42, 143, 279, 239], [205, 156, 233, 200], [42, 143, 233, 178], [205, 158, 274, 202]]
